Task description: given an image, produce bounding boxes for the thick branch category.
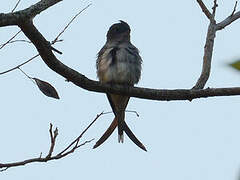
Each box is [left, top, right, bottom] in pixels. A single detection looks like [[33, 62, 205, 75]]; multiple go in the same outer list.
[[193, 22, 216, 89], [216, 11, 240, 30], [1, 0, 240, 101], [0, 0, 62, 27], [1, 0, 240, 102], [193, 0, 219, 89], [15, 20, 240, 101]]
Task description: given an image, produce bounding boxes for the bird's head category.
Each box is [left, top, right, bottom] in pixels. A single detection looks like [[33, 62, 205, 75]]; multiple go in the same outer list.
[[107, 20, 131, 42]]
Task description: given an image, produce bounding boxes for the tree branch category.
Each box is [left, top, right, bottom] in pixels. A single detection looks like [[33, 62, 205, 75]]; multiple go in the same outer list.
[[212, 0, 218, 18], [193, 21, 216, 89], [193, 0, 240, 89], [216, 11, 240, 30], [196, 0, 213, 20], [230, 1, 238, 17], [0, 112, 101, 171], [193, 1, 219, 89], [0, 0, 62, 26], [15, 18, 240, 101], [1, 0, 240, 101]]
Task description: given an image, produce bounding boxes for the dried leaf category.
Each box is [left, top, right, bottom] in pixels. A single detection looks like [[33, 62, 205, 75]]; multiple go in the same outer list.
[[33, 78, 60, 99]]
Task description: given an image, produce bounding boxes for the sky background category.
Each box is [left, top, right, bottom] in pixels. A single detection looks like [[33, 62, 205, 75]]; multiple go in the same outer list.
[[1, 0, 240, 180]]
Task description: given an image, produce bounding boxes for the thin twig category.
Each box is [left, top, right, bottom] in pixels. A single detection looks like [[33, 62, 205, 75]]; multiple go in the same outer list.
[[18, 67, 32, 80], [125, 110, 140, 117], [46, 124, 58, 158], [0, 167, 8, 172], [231, 1, 238, 16], [52, 3, 92, 44], [11, 0, 21, 12], [0, 54, 39, 75], [212, 0, 218, 18], [55, 139, 94, 158], [102, 110, 139, 117], [57, 112, 103, 156], [0, 39, 32, 46], [8, 39, 31, 44], [51, 46, 62, 54], [0, 30, 22, 49], [101, 111, 113, 115], [76, 139, 95, 148], [18, 67, 36, 84]]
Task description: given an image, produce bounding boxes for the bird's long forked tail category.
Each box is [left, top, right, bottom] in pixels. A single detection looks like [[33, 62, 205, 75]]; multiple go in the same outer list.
[[93, 117, 117, 149], [93, 118, 147, 151], [123, 121, 147, 151]]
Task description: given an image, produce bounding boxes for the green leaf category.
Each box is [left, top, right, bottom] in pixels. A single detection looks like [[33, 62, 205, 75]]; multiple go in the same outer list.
[[229, 60, 240, 71]]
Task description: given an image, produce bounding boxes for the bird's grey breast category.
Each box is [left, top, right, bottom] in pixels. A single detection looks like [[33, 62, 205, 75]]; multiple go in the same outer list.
[[97, 43, 142, 85]]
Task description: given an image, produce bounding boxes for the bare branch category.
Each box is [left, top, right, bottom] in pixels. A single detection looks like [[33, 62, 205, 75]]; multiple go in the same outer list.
[[193, 22, 216, 89], [193, 1, 218, 89], [57, 112, 103, 155], [11, 19, 240, 101], [0, 0, 63, 26], [192, 1, 218, 89], [196, 0, 213, 20], [0, 115, 98, 171], [193, 1, 240, 88], [216, 10, 240, 30], [1, 0, 238, 101]]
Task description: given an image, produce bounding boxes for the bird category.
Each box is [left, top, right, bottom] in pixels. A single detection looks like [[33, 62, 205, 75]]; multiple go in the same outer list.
[[94, 20, 146, 151]]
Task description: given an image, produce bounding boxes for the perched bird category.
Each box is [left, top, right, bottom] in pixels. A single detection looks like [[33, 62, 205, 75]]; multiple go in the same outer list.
[[94, 20, 146, 151]]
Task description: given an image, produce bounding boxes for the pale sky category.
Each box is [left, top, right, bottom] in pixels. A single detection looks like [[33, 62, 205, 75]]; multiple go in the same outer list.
[[1, 1, 240, 180]]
